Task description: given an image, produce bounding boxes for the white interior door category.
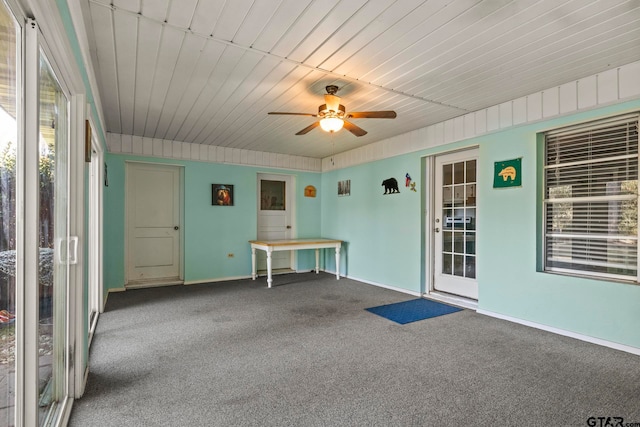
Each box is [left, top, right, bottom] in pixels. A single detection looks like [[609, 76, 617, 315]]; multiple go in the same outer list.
[[434, 149, 479, 299], [126, 163, 181, 283], [257, 174, 293, 271]]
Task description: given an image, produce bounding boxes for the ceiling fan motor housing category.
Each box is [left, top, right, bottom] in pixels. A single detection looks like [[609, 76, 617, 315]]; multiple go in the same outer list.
[[319, 93, 345, 118]]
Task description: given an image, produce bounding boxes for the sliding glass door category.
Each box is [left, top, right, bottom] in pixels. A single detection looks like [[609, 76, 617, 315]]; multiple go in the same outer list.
[[0, 3, 76, 425], [0, 3, 18, 425], [38, 51, 70, 426]]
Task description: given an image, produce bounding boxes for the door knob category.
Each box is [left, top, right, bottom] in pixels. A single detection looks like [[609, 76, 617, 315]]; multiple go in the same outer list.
[[174, 226, 179, 230], [286, 225, 291, 229], [435, 228, 440, 233]]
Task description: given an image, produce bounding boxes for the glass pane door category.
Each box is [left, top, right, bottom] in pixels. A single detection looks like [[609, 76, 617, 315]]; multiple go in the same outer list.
[[0, 4, 18, 425], [38, 52, 69, 426], [434, 150, 479, 300]]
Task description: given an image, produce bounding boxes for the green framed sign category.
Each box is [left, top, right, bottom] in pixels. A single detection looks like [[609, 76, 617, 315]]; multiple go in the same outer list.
[[494, 158, 522, 188]]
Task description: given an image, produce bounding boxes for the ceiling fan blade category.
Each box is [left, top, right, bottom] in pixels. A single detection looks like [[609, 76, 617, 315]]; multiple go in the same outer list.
[[296, 121, 320, 135], [268, 112, 317, 117], [346, 111, 397, 119], [343, 120, 367, 137]]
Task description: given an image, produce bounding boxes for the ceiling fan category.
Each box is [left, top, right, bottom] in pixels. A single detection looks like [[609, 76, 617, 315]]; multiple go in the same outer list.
[[268, 85, 397, 137]]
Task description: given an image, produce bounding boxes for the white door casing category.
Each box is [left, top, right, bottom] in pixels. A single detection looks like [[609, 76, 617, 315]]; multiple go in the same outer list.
[[126, 163, 182, 283], [257, 174, 293, 271], [433, 149, 479, 300]]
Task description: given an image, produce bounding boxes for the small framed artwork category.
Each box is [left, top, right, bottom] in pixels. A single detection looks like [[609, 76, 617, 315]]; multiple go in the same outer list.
[[304, 185, 317, 198], [85, 120, 92, 162], [212, 184, 234, 206], [338, 179, 350, 196]]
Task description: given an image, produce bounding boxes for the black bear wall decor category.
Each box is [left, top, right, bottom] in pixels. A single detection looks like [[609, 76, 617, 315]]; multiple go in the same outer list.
[[382, 177, 400, 194]]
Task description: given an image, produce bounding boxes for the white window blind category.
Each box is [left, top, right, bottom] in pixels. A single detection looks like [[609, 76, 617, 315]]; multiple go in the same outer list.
[[544, 114, 639, 281]]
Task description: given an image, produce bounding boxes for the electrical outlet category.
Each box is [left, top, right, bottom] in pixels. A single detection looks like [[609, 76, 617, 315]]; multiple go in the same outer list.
[[227, 253, 234, 258]]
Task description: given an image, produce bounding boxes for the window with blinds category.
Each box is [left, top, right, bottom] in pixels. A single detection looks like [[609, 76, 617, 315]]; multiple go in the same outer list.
[[544, 114, 639, 281]]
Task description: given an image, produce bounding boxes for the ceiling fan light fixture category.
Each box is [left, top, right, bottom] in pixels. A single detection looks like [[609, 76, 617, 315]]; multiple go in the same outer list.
[[320, 117, 344, 133]]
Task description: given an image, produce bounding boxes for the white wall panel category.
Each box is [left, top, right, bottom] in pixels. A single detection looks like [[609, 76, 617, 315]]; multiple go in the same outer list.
[[577, 75, 597, 109], [475, 110, 487, 135], [542, 88, 559, 118], [121, 134, 132, 153], [232, 149, 241, 164], [526, 93, 542, 122], [131, 135, 143, 155], [499, 102, 512, 129], [153, 138, 163, 157], [487, 105, 500, 132], [443, 119, 454, 143], [463, 114, 475, 138], [163, 140, 172, 157], [620, 62, 640, 98], [597, 68, 619, 105], [142, 138, 153, 157], [513, 97, 527, 125], [189, 143, 199, 161], [200, 145, 209, 162], [559, 82, 577, 114]]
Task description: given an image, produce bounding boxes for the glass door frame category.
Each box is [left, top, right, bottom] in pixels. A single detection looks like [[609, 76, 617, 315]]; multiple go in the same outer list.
[[20, 17, 75, 427], [88, 126, 103, 344], [424, 148, 480, 307]]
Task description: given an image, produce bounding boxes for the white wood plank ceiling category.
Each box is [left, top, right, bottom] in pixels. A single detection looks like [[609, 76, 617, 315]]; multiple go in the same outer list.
[[84, 0, 640, 159]]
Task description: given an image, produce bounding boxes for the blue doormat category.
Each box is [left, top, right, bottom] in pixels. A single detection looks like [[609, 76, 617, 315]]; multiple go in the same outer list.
[[366, 298, 463, 324]]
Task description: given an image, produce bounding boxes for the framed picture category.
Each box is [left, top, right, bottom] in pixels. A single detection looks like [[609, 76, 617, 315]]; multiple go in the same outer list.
[[212, 184, 234, 206], [338, 179, 350, 196], [85, 120, 92, 162]]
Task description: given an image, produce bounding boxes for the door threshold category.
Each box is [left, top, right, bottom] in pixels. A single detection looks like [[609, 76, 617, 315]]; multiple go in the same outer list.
[[125, 279, 184, 290], [425, 291, 478, 310]]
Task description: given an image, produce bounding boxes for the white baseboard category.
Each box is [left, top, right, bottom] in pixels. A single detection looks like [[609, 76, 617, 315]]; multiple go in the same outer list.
[[184, 275, 253, 285], [323, 269, 421, 297], [477, 309, 640, 356]]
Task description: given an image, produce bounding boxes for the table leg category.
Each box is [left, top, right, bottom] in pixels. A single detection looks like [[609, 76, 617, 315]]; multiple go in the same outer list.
[[266, 248, 273, 288], [335, 244, 341, 280], [251, 247, 256, 280], [315, 248, 319, 274]]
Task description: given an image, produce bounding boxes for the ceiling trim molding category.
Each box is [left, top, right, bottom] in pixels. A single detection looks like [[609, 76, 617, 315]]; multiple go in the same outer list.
[[106, 132, 322, 173]]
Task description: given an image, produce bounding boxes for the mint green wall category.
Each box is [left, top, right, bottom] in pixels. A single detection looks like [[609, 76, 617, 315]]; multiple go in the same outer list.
[[321, 99, 640, 349], [103, 154, 321, 290], [477, 100, 640, 348], [321, 156, 424, 293]]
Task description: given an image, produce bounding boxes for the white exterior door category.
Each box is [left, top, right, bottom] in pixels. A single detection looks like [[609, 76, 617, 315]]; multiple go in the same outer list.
[[257, 174, 293, 271], [126, 163, 181, 284], [434, 149, 479, 299]]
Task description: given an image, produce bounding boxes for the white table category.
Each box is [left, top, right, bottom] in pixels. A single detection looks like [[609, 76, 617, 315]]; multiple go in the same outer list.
[[249, 238, 342, 288]]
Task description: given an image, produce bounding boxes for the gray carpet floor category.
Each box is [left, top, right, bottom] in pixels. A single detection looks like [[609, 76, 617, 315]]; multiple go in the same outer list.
[[69, 273, 640, 427]]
